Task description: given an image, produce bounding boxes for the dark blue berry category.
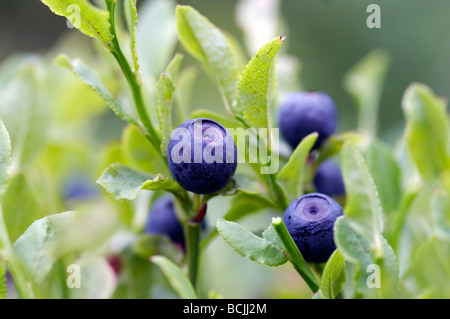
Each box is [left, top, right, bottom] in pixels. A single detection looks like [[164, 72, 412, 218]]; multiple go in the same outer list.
[[282, 193, 343, 263], [278, 91, 338, 150], [313, 159, 346, 197], [167, 118, 238, 194], [144, 195, 185, 247]]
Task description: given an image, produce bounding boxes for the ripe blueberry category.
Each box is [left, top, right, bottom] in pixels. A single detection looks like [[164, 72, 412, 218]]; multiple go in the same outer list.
[[313, 159, 346, 197], [167, 118, 238, 194], [144, 194, 185, 248], [278, 91, 338, 150], [282, 193, 343, 263]]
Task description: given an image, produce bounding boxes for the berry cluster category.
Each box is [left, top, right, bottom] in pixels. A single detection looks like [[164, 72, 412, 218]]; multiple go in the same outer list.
[[147, 91, 346, 264]]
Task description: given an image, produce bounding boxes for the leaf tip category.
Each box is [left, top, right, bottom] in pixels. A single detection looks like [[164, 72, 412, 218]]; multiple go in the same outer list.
[[279, 35, 286, 43]]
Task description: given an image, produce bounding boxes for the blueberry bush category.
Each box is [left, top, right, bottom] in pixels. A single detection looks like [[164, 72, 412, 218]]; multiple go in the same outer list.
[[0, 0, 449, 299]]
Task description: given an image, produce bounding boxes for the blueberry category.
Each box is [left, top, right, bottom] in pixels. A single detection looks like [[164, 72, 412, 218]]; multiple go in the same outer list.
[[144, 194, 185, 248], [313, 159, 346, 197], [282, 193, 343, 263], [63, 176, 98, 201], [278, 91, 338, 150], [167, 118, 238, 194]]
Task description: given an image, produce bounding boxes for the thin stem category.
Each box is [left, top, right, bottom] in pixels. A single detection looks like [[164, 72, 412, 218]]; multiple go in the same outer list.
[[192, 194, 202, 215], [186, 221, 201, 288], [107, 0, 161, 152], [272, 217, 320, 293]]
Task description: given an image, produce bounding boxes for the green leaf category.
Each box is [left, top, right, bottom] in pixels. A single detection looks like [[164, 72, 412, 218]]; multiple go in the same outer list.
[[67, 256, 117, 299], [174, 66, 199, 124], [343, 49, 390, 136], [1, 173, 47, 243], [277, 132, 318, 202], [49, 66, 106, 126], [39, 0, 113, 50], [141, 174, 185, 196], [13, 211, 75, 283], [55, 54, 138, 125], [190, 109, 243, 129], [137, 0, 177, 79], [124, 0, 139, 73], [366, 140, 401, 213], [201, 193, 270, 249], [150, 255, 197, 299], [121, 124, 168, 175], [320, 249, 346, 299], [431, 190, 450, 241], [176, 5, 239, 113], [402, 83, 450, 182], [53, 203, 119, 257], [0, 59, 49, 169], [156, 54, 183, 154], [237, 36, 285, 129], [97, 163, 150, 201], [0, 118, 12, 198], [0, 54, 38, 90], [261, 224, 285, 251], [334, 216, 399, 297], [334, 217, 372, 267], [97, 163, 185, 201], [216, 219, 288, 267], [405, 237, 450, 298], [334, 217, 373, 297], [0, 262, 6, 299], [341, 143, 384, 258], [316, 131, 367, 165]]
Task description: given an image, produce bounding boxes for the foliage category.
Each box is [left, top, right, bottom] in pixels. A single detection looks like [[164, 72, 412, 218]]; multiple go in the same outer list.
[[0, 0, 448, 300]]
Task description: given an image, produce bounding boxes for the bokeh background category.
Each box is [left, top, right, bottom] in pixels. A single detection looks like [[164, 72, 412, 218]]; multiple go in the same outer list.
[[1, 0, 450, 299]]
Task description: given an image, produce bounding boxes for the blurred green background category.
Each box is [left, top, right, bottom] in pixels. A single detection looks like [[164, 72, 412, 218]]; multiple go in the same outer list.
[[1, 0, 450, 142]]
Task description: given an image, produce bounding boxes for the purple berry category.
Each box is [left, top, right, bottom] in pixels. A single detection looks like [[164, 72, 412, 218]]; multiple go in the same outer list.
[[313, 160, 346, 197], [278, 91, 338, 150], [282, 193, 343, 263], [144, 195, 185, 247], [167, 118, 238, 194]]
